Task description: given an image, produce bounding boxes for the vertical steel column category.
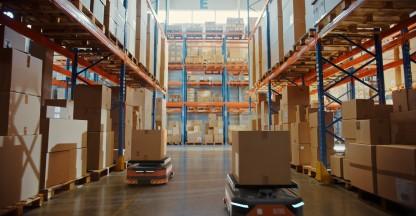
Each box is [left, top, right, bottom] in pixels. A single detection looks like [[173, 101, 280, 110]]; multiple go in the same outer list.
[[265, 3, 272, 128], [348, 79, 355, 100], [401, 27, 413, 89], [315, 40, 328, 167], [70, 48, 78, 100], [151, 0, 159, 129], [247, 0, 252, 113], [65, 58, 71, 99], [181, 36, 188, 144], [222, 37, 229, 144], [374, 31, 386, 104], [118, 64, 126, 156]]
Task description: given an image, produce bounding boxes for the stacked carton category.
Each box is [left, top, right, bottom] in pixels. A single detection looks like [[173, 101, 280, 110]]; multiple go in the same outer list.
[[167, 121, 181, 144], [130, 129, 167, 161], [187, 120, 203, 144], [135, 0, 148, 65], [0, 42, 43, 207], [308, 110, 334, 167], [155, 97, 167, 129], [231, 131, 291, 185], [341, 99, 392, 193], [278, 86, 309, 131], [74, 85, 114, 170], [282, 0, 306, 56], [204, 114, 224, 144]]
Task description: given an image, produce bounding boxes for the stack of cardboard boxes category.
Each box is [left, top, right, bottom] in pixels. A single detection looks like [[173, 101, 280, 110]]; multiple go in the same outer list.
[[308, 110, 334, 167], [204, 114, 224, 144], [167, 121, 181, 144], [74, 85, 114, 170], [231, 131, 291, 185], [278, 86, 309, 131], [187, 120, 203, 144], [0, 43, 43, 207]]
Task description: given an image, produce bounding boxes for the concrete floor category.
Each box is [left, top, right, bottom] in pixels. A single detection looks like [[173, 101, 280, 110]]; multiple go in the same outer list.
[[27, 146, 394, 216]]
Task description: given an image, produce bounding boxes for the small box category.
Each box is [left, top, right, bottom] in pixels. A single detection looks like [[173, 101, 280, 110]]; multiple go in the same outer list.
[[74, 85, 112, 110], [392, 89, 408, 112], [130, 129, 167, 161], [330, 155, 343, 178], [341, 99, 374, 120]]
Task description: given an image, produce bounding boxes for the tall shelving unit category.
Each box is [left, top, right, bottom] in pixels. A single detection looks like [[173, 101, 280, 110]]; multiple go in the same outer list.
[[249, 0, 416, 167]]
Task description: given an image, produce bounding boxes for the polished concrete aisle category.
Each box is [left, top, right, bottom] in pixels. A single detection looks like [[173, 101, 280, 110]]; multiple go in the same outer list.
[[27, 146, 392, 216]]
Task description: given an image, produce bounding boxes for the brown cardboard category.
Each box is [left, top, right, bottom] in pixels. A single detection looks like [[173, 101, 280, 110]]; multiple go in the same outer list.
[[74, 108, 112, 132], [45, 148, 77, 187], [40, 119, 88, 152], [348, 143, 376, 167], [376, 145, 416, 177], [130, 129, 167, 161], [295, 105, 306, 122], [0, 48, 42, 96], [0, 25, 29, 52], [350, 165, 376, 193], [341, 99, 374, 120], [281, 86, 310, 106], [390, 110, 416, 144], [373, 104, 393, 119], [377, 173, 416, 208], [355, 119, 390, 145], [310, 145, 334, 165], [0, 135, 41, 208], [279, 104, 297, 124], [290, 122, 310, 144], [330, 155, 343, 178], [308, 111, 333, 128], [43, 100, 74, 120], [74, 85, 111, 110], [309, 127, 335, 149], [408, 88, 416, 111], [343, 158, 351, 180], [232, 131, 291, 185], [0, 92, 41, 136], [342, 119, 356, 140], [87, 131, 114, 170], [291, 144, 311, 166], [392, 89, 408, 112], [76, 148, 87, 178]]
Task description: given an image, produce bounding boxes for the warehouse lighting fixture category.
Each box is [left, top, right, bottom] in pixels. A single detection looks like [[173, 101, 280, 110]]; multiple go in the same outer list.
[[291, 201, 304, 208], [3, 11, 14, 19], [230, 201, 249, 209]]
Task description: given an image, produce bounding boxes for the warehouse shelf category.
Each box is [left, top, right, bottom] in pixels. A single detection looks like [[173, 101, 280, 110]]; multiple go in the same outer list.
[[52, 79, 68, 88], [52, 64, 95, 85], [168, 80, 249, 87], [168, 63, 248, 74], [167, 107, 250, 114], [166, 101, 254, 109], [0, 0, 166, 93]]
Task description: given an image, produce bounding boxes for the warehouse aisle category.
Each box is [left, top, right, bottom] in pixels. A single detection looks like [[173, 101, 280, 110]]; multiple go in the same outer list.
[[27, 147, 390, 216]]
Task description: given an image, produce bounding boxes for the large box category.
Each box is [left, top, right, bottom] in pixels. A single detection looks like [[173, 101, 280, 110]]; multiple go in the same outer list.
[[392, 89, 408, 112], [0, 25, 30, 53], [343, 158, 351, 180], [290, 122, 310, 144], [355, 119, 390, 145], [342, 119, 356, 140], [40, 119, 88, 153], [44, 99, 74, 120], [74, 108, 112, 132], [350, 165, 376, 194], [390, 110, 416, 144], [330, 154, 343, 178], [0, 135, 41, 208], [0, 92, 41, 136], [130, 129, 167, 161], [282, 0, 306, 56], [0, 48, 42, 96], [281, 86, 310, 106], [279, 104, 297, 124], [74, 85, 111, 110], [87, 131, 114, 170], [341, 99, 374, 120], [308, 111, 333, 128], [377, 173, 416, 208], [348, 143, 376, 167], [376, 145, 416, 177], [291, 144, 311, 166], [231, 131, 291, 185], [45, 147, 76, 188]]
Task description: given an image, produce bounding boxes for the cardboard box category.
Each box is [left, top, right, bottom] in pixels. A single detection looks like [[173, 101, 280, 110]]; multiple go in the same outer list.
[[281, 86, 310, 106], [330, 154, 343, 178], [343, 158, 351, 180], [0, 25, 30, 53], [310, 145, 334, 165], [342, 119, 356, 139], [0, 92, 41, 136], [341, 99, 374, 120], [408, 88, 416, 111], [392, 89, 408, 112], [350, 165, 376, 193], [87, 131, 114, 170], [282, 0, 306, 56], [74, 108, 112, 132], [355, 119, 390, 145], [376, 145, 416, 177], [348, 143, 376, 167], [390, 110, 416, 144], [231, 131, 291, 185], [40, 119, 88, 152], [43, 99, 74, 119], [74, 85, 111, 110], [291, 144, 311, 166], [130, 129, 167, 161], [0, 48, 42, 96], [45, 147, 76, 188], [309, 127, 335, 149], [373, 104, 393, 119], [0, 135, 41, 208], [377, 173, 416, 208], [290, 122, 310, 144], [279, 104, 297, 124], [76, 147, 87, 178], [308, 111, 333, 128]]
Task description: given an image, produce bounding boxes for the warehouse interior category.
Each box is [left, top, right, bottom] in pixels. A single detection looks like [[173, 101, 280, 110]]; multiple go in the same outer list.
[[0, 0, 415, 215]]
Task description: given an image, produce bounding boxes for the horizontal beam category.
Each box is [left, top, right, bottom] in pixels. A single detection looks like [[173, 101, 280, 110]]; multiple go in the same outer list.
[[52, 64, 95, 85], [167, 101, 255, 108]]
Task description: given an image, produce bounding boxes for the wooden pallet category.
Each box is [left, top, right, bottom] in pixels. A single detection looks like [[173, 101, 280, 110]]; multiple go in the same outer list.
[[89, 164, 116, 182], [331, 175, 352, 189], [0, 195, 43, 216], [40, 174, 91, 201], [302, 165, 316, 178], [290, 164, 303, 173]]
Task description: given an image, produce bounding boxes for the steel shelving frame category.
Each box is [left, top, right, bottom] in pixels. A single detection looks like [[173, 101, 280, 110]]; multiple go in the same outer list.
[[248, 0, 416, 168]]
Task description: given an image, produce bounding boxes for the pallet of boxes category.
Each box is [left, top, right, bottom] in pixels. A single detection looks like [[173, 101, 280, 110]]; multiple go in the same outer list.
[[225, 130, 303, 214], [167, 121, 181, 145], [337, 89, 416, 209], [73, 85, 114, 180], [0, 34, 45, 209]]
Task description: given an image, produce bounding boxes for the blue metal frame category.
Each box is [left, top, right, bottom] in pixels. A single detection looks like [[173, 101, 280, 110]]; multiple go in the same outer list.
[[65, 58, 71, 99], [151, 0, 160, 129], [70, 48, 78, 100], [315, 40, 328, 167], [265, 2, 272, 128], [401, 27, 413, 89], [118, 63, 126, 156], [181, 36, 188, 144], [374, 31, 386, 104], [222, 36, 229, 144], [247, 0, 252, 113]]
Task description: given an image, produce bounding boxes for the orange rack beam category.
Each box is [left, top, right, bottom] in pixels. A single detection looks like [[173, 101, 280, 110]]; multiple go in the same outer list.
[[53, 64, 95, 85]]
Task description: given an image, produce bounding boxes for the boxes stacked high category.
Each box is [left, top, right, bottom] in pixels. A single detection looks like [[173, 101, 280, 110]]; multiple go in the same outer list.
[[74, 85, 113, 170], [290, 121, 311, 166], [231, 131, 291, 185], [0, 37, 43, 207], [308, 111, 335, 166], [282, 0, 306, 56], [187, 120, 203, 144], [278, 86, 309, 131], [167, 121, 181, 144], [390, 89, 416, 144]]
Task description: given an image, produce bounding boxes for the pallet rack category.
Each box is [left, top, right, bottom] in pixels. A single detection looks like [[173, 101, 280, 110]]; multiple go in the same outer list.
[[0, 0, 167, 167], [248, 0, 416, 167], [167, 34, 250, 144]]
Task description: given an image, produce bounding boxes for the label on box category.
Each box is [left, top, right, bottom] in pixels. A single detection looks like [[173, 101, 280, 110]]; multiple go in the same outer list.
[[395, 178, 416, 205]]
